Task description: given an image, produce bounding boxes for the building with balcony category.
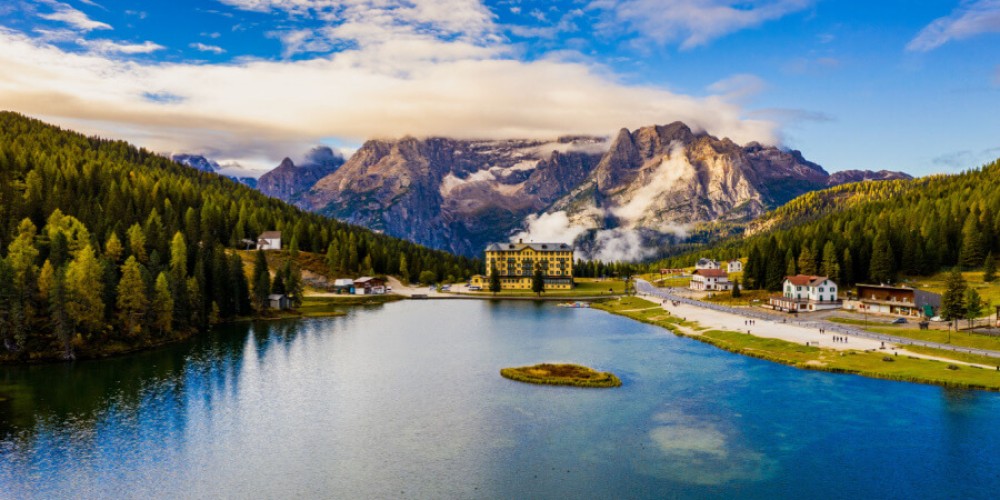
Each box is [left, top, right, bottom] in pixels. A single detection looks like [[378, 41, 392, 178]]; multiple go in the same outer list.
[[843, 284, 941, 318], [484, 240, 574, 290], [689, 269, 732, 291], [769, 275, 841, 312]]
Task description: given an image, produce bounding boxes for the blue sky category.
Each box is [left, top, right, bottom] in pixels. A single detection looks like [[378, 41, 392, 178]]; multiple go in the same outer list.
[[0, 0, 997, 175]]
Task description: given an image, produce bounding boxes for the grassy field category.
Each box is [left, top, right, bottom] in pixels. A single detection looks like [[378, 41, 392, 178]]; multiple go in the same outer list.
[[594, 297, 1000, 391], [456, 278, 626, 298], [827, 317, 1000, 352], [500, 363, 622, 388], [903, 270, 1000, 308]]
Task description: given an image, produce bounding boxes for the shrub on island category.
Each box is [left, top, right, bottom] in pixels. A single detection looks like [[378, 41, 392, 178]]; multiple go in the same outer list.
[[500, 363, 621, 388]]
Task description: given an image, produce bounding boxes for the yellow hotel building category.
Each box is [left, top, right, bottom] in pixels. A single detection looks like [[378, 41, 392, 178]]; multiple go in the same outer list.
[[472, 240, 575, 290]]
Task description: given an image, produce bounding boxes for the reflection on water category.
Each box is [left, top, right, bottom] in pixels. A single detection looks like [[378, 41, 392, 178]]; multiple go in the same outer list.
[[2, 300, 1000, 499]]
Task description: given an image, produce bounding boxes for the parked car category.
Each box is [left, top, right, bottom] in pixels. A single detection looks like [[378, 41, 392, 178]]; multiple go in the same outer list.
[[441, 285, 451, 291], [891, 317, 907, 324], [468, 285, 482, 291]]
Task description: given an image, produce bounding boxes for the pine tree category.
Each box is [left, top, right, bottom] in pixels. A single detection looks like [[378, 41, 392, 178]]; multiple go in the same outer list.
[[398, 253, 408, 283], [840, 248, 854, 286], [964, 288, 984, 329], [869, 233, 895, 284], [325, 243, 338, 276], [959, 211, 986, 268], [252, 250, 271, 312], [820, 241, 839, 279], [283, 261, 304, 307], [765, 248, 784, 291], [489, 265, 501, 295], [984, 252, 996, 282], [117, 256, 148, 337], [785, 248, 797, 277], [532, 268, 545, 296], [744, 246, 761, 289], [731, 277, 741, 298], [940, 268, 967, 322], [48, 266, 74, 359], [271, 273, 287, 295]]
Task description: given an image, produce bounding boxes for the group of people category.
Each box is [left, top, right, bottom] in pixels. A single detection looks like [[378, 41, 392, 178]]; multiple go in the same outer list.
[[832, 335, 849, 343]]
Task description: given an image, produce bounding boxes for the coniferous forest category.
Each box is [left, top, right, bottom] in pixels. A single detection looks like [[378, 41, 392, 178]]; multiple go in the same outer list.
[[0, 112, 478, 361], [659, 158, 1000, 291]]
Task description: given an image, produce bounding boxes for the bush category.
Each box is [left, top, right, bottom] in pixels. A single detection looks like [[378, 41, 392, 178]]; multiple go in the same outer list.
[[882, 356, 894, 362], [948, 364, 960, 370]]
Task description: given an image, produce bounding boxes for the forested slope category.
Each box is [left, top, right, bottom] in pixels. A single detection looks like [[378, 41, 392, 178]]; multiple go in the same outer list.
[[0, 112, 478, 361], [659, 159, 1000, 291]]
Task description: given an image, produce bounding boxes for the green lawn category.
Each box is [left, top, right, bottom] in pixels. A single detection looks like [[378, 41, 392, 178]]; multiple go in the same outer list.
[[827, 317, 1000, 352]]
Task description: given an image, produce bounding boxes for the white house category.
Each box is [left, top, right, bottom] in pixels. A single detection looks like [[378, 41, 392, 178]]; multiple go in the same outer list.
[[695, 258, 721, 270], [689, 269, 732, 291], [257, 231, 282, 251], [727, 260, 743, 273], [769, 275, 841, 312]]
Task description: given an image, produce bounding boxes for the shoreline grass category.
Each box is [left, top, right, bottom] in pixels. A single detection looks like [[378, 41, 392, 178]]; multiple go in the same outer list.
[[500, 363, 622, 388], [593, 297, 1000, 392]]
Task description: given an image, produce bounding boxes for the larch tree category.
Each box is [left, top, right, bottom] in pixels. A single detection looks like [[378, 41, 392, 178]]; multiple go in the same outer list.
[[153, 272, 174, 336], [64, 244, 105, 334], [116, 256, 148, 337], [797, 246, 816, 275]]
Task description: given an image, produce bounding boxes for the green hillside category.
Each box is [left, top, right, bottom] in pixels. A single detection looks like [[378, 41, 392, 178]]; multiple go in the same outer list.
[[658, 158, 1000, 291], [0, 112, 478, 361]]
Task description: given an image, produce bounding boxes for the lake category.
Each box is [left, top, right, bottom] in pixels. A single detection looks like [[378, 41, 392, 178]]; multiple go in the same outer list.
[[2, 300, 1000, 499]]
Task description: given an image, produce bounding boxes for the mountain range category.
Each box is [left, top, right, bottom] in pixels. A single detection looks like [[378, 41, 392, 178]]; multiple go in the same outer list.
[[178, 122, 911, 259]]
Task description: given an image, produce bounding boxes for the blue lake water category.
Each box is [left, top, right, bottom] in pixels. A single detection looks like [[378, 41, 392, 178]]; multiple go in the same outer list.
[[2, 300, 1000, 499]]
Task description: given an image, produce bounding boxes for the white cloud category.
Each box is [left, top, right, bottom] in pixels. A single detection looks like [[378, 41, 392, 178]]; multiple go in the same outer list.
[[190, 42, 226, 54], [706, 74, 767, 103], [907, 0, 1000, 52], [38, 1, 111, 32], [591, 0, 811, 49], [80, 39, 165, 54], [0, 0, 778, 173]]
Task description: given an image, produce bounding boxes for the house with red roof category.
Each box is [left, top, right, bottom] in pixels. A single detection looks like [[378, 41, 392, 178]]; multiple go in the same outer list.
[[769, 275, 841, 312], [689, 268, 732, 291]]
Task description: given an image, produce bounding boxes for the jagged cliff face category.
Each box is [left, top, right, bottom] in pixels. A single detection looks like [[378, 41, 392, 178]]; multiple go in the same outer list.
[[268, 122, 909, 258], [546, 122, 832, 236], [300, 137, 606, 256], [257, 147, 344, 201]]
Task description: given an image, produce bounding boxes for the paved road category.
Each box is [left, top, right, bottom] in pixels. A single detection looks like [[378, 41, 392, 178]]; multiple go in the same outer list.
[[636, 279, 1000, 361]]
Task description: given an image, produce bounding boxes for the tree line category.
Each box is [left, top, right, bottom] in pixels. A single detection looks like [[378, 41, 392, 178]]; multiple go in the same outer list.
[[657, 157, 1000, 291], [0, 112, 479, 360]]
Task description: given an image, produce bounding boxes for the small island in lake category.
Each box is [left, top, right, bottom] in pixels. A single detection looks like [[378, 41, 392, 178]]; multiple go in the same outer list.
[[500, 363, 622, 388]]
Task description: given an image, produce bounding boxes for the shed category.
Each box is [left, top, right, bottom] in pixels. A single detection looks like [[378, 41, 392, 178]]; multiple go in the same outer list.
[[268, 294, 290, 310]]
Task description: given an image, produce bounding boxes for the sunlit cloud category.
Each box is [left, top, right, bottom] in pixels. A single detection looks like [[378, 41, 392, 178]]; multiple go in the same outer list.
[[907, 0, 1000, 52], [0, 0, 782, 173], [80, 39, 164, 54], [190, 42, 226, 54], [37, 0, 111, 32], [590, 0, 812, 50]]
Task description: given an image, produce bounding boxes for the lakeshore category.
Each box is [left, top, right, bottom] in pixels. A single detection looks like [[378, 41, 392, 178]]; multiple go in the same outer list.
[[593, 295, 1000, 391]]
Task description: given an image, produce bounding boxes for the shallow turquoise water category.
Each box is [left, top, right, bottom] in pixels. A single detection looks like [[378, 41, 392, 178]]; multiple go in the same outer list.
[[2, 300, 1000, 498]]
